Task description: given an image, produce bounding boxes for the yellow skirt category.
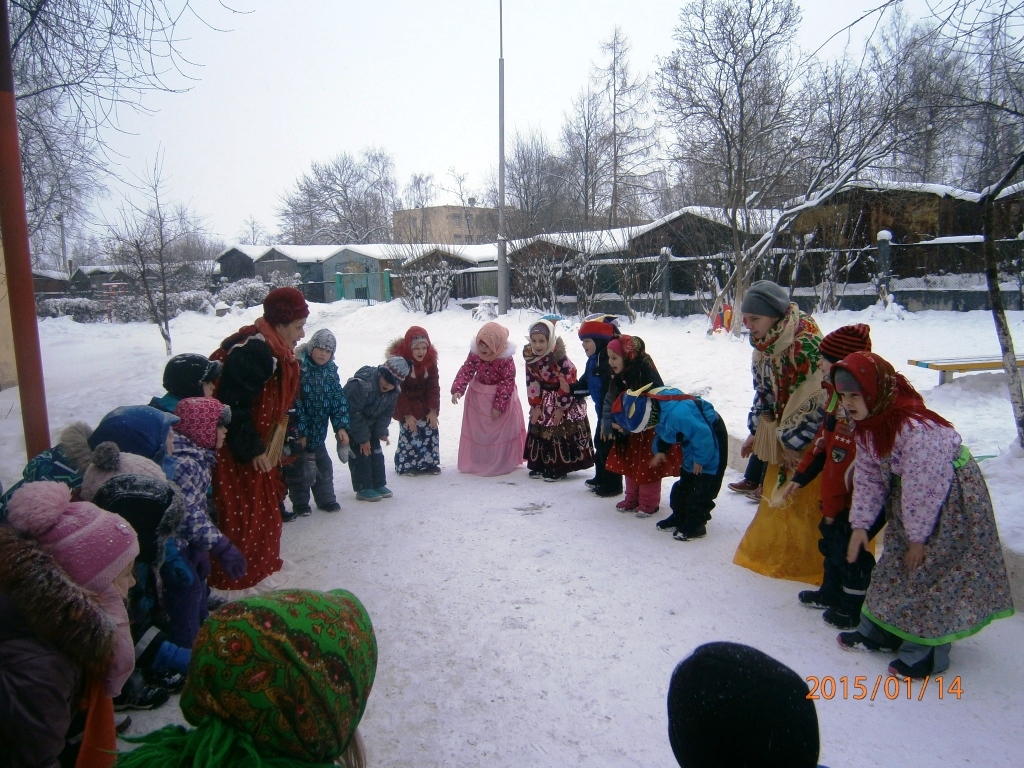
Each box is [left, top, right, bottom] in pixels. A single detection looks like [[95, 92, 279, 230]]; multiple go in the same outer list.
[[733, 464, 824, 586]]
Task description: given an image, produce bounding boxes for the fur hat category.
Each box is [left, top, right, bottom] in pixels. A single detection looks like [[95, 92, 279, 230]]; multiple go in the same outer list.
[[668, 642, 820, 768], [162, 353, 223, 399], [263, 286, 309, 326], [91, 473, 183, 567], [308, 328, 337, 355], [379, 355, 411, 387], [79, 442, 168, 502], [174, 397, 231, 450], [819, 323, 872, 363], [740, 280, 790, 319], [6, 481, 139, 592], [87, 405, 179, 462]]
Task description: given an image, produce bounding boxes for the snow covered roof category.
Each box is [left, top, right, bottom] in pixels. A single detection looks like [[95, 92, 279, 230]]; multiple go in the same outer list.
[[73, 264, 129, 276], [916, 235, 985, 245], [838, 179, 981, 203], [399, 243, 499, 267], [996, 181, 1024, 200], [514, 228, 634, 256], [217, 245, 273, 262], [33, 269, 70, 281], [634, 206, 781, 236], [335, 244, 408, 261], [259, 245, 347, 264]]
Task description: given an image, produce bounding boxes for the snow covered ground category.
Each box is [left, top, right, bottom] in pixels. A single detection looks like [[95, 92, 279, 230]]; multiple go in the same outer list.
[[2, 300, 1023, 766]]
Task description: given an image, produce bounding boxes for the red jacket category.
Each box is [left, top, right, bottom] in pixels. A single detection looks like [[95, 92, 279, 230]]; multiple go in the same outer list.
[[791, 390, 856, 519]]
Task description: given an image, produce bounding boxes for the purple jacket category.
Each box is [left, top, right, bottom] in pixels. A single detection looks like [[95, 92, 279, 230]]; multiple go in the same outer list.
[[169, 432, 226, 550]]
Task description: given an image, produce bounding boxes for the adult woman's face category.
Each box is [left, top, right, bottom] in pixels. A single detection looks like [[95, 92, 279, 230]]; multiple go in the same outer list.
[[742, 313, 777, 341], [275, 317, 307, 349]]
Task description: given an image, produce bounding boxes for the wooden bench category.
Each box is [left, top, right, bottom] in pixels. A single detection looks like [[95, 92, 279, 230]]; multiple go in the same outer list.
[[907, 356, 1024, 385]]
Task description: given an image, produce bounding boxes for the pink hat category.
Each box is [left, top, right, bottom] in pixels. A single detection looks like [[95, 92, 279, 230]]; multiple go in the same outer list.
[[79, 441, 168, 501], [7, 481, 139, 592]]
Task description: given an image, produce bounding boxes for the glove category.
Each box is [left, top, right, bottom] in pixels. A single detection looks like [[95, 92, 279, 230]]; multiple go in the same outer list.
[[212, 537, 247, 581], [161, 540, 194, 588], [152, 640, 191, 675], [194, 548, 211, 581]]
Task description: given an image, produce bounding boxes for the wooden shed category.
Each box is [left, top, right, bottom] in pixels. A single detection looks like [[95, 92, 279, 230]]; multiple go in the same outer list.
[[216, 245, 269, 283], [32, 269, 71, 298]]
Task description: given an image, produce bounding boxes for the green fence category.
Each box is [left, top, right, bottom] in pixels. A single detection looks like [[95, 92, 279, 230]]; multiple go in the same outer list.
[[335, 270, 392, 304]]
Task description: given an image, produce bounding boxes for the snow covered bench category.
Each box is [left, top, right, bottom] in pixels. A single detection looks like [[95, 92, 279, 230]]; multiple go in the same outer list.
[[908, 356, 1024, 385]]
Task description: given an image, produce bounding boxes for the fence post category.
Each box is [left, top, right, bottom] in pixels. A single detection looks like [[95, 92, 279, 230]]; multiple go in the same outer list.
[[384, 269, 392, 301], [877, 230, 892, 296], [660, 247, 671, 316]]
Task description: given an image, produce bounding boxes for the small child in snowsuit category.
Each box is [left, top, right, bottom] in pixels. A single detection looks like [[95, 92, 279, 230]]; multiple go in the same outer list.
[[604, 335, 681, 516], [166, 397, 247, 648], [345, 356, 409, 501], [614, 385, 729, 541], [523, 318, 594, 481], [782, 324, 880, 630], [2, 482, 139, 767], [450, 322, 527, 476], [389, 326, 442, 475], [0, 419, 94, 521], [286, 329, 351, 514], [571, 314, 623, 497], [835, 352, 1014, 679], [149, 353, 222, 414]]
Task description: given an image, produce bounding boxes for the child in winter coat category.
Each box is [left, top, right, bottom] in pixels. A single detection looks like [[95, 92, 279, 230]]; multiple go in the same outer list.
[[389, 325, 442, 475], [450, 321, 527, 477], [166, 397, 247, 648], [286, 329, 351, 514], [1, 481, 139, 767], [835, 352, 1014, 679], [571, 314, 623, 497], [603, 335, 681, 516], [345, 356, 410, 502], [614, 385, 729, 541], [782, 324, 880, 630], [523, 319, 594, 481], [149, 353, 222, 414]]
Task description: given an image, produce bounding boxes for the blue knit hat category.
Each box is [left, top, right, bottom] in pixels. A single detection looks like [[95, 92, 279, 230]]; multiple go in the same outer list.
[[379, 356, 411, 387], [88, 405, 179, 461]]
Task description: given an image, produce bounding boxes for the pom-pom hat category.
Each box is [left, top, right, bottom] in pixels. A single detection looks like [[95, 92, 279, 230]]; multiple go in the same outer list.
[[7, 481, 139, 592]]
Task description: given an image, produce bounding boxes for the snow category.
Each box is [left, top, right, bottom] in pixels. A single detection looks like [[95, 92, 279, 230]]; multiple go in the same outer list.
[[2, 302, 1023, 766], [259, 245, 347, 264], [216, 244, 272, 262]]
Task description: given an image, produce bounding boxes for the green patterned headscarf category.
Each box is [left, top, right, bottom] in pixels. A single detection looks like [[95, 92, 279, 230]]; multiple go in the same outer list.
[[118, 589, 376, 767]]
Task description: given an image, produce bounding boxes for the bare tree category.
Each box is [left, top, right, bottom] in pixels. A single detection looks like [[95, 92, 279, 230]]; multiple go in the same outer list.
[[278, 148, 399, 244], [560, 88, 612, 227], [499, 129, 572, 237], [237, 216, 273, 246], [105, 156, 207, 354], [403, 173, 437, 209]]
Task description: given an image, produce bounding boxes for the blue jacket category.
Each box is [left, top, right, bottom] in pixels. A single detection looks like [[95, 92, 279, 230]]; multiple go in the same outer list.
[[0, 445, 83, 522], [344, 365, 399, 445], [652, 391, 721, 475], [571, 347, 614, 435], [296, 350, 350, 451]]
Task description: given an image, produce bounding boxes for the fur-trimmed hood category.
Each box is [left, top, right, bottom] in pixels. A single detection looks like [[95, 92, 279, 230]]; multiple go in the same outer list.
[[0, 526, 114, 681], [523, 335, 567, 367], [387, 327, 438, 379]]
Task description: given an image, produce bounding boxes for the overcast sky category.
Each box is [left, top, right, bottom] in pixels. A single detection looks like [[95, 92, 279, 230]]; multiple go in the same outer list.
[[94, 0, 932, 242]]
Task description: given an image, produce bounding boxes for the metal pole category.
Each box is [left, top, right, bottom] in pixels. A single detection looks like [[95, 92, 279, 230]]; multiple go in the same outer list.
[[0, 1, 51, 458], [56, 212, 68, 274], [496, 0, 510, 314]]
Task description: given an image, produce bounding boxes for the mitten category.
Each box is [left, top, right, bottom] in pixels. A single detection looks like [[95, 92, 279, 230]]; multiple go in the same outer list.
[[211, 537, 247, 581], [194, 547, 211, 581], [336, 441, 351, 464], [152, 640, 191, 675], [161, 539, 194, 588]]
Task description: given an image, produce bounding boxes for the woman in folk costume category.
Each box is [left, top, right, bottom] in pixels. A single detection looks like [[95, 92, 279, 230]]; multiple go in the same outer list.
[[388, 325, 442, 475], [834, 352, 1014, 679], [208, 287, 307, 595], [117, 589, 377, 768], [733, 281, 827, 584], [523, 319, 595, 481], [450, 321, 527, 476], [603, 335, 682, 516]]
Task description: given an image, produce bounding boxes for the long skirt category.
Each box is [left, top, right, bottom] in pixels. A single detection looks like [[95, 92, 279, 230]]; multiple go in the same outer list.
[[457, 378, 527, 476], [395, 420, 441, 474], [863, 457, 1014, 645], [524, 391, 594, 474], [733, 463, 824, 585], [604, 429, 681, 485]]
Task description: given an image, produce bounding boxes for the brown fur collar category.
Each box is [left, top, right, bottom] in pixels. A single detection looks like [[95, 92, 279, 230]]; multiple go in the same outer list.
[[0, 526, 114, 680], [386, 336, 438, 378]]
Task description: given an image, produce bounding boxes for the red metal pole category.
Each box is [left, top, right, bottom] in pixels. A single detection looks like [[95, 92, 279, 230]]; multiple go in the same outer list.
[[0, 1, 51, 458]]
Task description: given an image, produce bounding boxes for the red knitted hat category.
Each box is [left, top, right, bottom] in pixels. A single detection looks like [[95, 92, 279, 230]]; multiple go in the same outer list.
[[174, 397, 231, 450], [819, 324, 872, 363], [578, 320, 617, 341], [263, 287, 309, 326]]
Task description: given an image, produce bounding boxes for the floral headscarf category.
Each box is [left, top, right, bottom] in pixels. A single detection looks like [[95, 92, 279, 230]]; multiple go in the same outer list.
[[750, 304, 824, 419], [119, 589, 376, 767], [830, 351, 952, 457]]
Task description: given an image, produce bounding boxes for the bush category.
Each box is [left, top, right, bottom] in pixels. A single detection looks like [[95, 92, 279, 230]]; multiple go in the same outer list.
[[217, 278, 268, 308], [37, 297, 103, 322], [169, 290, 214, 314]]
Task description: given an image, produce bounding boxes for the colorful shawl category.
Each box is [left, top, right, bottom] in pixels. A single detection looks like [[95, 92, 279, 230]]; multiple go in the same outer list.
[[750, 303, 824, 420]]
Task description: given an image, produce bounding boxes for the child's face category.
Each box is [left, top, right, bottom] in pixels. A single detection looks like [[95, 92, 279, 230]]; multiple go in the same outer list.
[[742, 313, 776, 341], [607, 348, 624, 374], [411, 342, 429, 362], [379, 375, 395, 393], [530, 332, 549, 356], [202, 381, 216, 397], [839, 391, 869, 421], [113, 562, 137, 599], [581, 338, 597, 357], [165, 430, 175, 456], [216, 425, 228, 450], [477, 339, 492, 358], [310, 347, 332, 366]]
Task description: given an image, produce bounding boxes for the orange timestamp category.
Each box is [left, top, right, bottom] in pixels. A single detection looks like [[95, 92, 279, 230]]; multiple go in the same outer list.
[[806, 675, 963, 701]]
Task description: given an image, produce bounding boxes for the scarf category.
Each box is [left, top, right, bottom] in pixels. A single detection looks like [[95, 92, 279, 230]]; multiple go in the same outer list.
[[119, 589, 377, 767], [831, 351, 952, 457], [751, 304, 825, 422], [476, 322, 509, 362]]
